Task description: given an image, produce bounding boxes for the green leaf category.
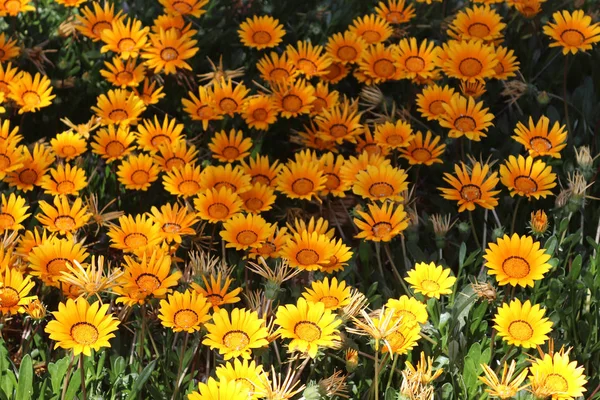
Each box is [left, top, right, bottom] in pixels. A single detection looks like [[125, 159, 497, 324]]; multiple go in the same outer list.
[[458, 242, 467, 268], [568, 254, 583, 280], [48, 357, 70, 395], [127, 359, 157, 399], [64, 367, 81, 400], [545, 236, 558, 255], [16, 355, 33, 400]]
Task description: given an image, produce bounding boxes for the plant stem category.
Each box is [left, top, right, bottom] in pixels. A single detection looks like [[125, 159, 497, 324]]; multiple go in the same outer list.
[[138, 304, 146, 372], [171, 333, 189, 400], [374, 345, 380, 400], [385, 355, 398, 392], [79, 354, 87, 400], [563, 55, 572, 135], [374, 242, 385, 278], [511, 197, 522, 234], [61, 353, 75, 400], [383, 243, 411, 295], [469, 211, 481, 249]]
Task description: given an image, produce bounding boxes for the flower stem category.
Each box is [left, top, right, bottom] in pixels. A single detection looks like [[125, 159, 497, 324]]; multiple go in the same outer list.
[[384, 243, 411, 295], [79, 354, 87, 400], [563, 55, 572, 135], [374, 346, 380, 400], [511, 197, 522, 235], [385, 355, 398, 393], [171, 333, 189, 400], [138, 304, 146, 372], [60, 353, 75, 400], [469, 211, 481, 249]]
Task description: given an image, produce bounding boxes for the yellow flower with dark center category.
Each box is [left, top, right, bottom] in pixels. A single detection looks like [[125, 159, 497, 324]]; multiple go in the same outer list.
[[23, 299, 46, 320], [203, 308, 269, 360], [348, 14, 393, 45], [117, 153, 160, 191], [238, 15, 285, 50], [326, 31, 366, 65], [0, 193, 29, 233], [248, 227, 290, 259], [375, 0, 416, 24], [272, 79, 316, 118], [45, 298, 120, 356], [478, 361, 529, 399], [107, 214, 162, 254], [132, 78, 165, 105], [277, 160, 327, 201], [256, 52, 298, 85], [220, 213, 274, 251], [75, 2, 125, 42], [386, 295, 428, 326], [318, 152, 351, 197], [16, 226, 55, 261], [158, 0, 209, 18], [0, 62, 22, 96], [100, 18, 149, 60], [8, 72, 55, 114], [100, 56, 146, 88], [91, 124, 136, 162], [152, 13, 196, 38], [322, 61, 350, 84], [92, 89, 147, 125], [0, 33, 20, 61], [148, 202, 197, 244], [158, 290, 211, 332], [286, 40, 332, 78], [395, 38, 440, 81], [36, 196, 91, 237], [275, 297, 341, 358], [493, 298, 552, 348], [209, 129, 252, 163], [354, 201, 408, 242], [29, 237, 88, 286], [492, 46, 519, 80], [191, 272, 242, 311], [135, 115, 184, 153], [373, 120, 414, 149], [381, 316, 421, 355], [314, 238, 353, 273], [405, 262, 456, 299], [515, 0, 543, 19], [162, 163, 202, 197], [439, 162, 500, 212], [188, 378, 250, 400], [212, 78, 250, 116], [500, 155, 556, 199], [0, 0, 34, 16], [296, 121, 340, 153], [281, 231, 336, 271], [315, 100, 362, 144], [153, 141, 198, 172], [529, 348, 588, 399], [543, 10, 600, 55], [447, 4, 506, 42], [181, 85, 222, 130], [242, 95, 278, 130], [399, 131, 445, 165], [238, 183, 277, 214], [353, 164, 409, 202], [194, 187, 242, 223], [142, 29, 198, 74], [512, 116, 567, 159], [459, 80, 486, 99], [341, 151, 391, 182], [115, 250, 182, 305], [0, 140, 24, 180], [50, 130, 87, 161], [416, 84, 455, 121], [442, 39, 498, 82], [5, 143, 54, 192], [356, 125, 389, 157], [439, 94, 494, 141], [0, 267, 36, 314], [358, 43, 400, 83], [199, 164, 252, 194], [484, 233, 551, 288], [40, 164, 87, 196], [215, 359, 268, 400], [302, 277, 351, 310]]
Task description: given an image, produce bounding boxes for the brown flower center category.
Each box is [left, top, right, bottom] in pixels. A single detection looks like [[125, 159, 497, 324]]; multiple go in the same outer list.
[[136, 273, 161, 293], [560, 29, 585, 46], [55, 215, 77, 231], [337, 45, 357, 61], [361, 30, 382, 44], [70, 322, 99, 345], [282, 94, 303, 113], [124, 232, 148, 248], [292, 178, 315, 195], [19, 168, 38, 185], [22, 91, 41, 107], [373, 59, 396, 78], [173, 309, 198, 329], [105, 140, 126, 158], [502, 256, 530, 279], [330, 124, 348, 138], [207, 203, 230, 220], [296, 249, 319, 265], [373, 221, 392, 238], [0, 213, 16, 229], [412, 148, 432, 162], [369, 182, 394, 197], [109, 108, 129, 122], [236, 230, 258, 245], [454, 116, 477, 132], [405, 56, 425, 72], [221, 146, 240, 160], [0, 287, 19, 308], [428, 100, 446, 116], [514, 175, 538, 194], [219, 97, 238, 113], [458, 57, 483, 77], [467, 22, 491, 38], [131, 170, 150, 185], [160, 47, 179, 61], [118, 38, 136, 52], [252, 31, 272, 45], [460, 184, 482, 201], [529, 136, 552, 153]]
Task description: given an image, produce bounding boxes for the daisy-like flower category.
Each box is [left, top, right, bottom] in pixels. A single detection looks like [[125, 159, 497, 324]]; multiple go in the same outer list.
[[91, 124, 136, 162], [239, 184, 277, 213], [191, 272, 242, 311], [286, 40, 332, 78], [117, 153, 160, 191], [92, 89, 147, 125], [40, 164, 87, 196], [373, 120, 414, 149], [242, 95, 278, 131], [354, 201, 408, 242], [543, 10, 600, 55], [302, 277, 351, 310], [0, 62, 21, 97], [512, 116, 567, 158], [135, 115, 184, 152], [5, 144, 55, 192], [8, 72, 55, 114], [358, 43, 400, 83], [386, 295, 428, 327], [529, 347, 588, 399], [209, 129, 252, 163], [442, 40, 498, 82], [212, 78, 250, 116], [158, 0, 209, 18], [399, 131, 445, 165], [100, 56, 146, 88], [256, 52, 298, 84], [460, 80, 487, 99], [181, 86, 222, 130], [277, 160, 327, 201], [0, 33, 20, 61], [499, 155, 557, 199], [439, 162, 500, 212], [76, 2, 125, 42], [100, 18, 149, 60], [315, 100, 363, 144], [220, 213, 274, 251], [493, 46, 520, 80], [158, 290, 211, 332], [272, 79, 316, 118], [348, 14, 393, 45], [439, 94, 494, 141], [142, 29, 198, 74], [199, 164, 252, 194], [322, 61, 350, 84], [281, 231, 336, 271], [188, 378, 249, 400], [275, 298, 341, 358], [29, 238, 88, 286], [36, 196, 91, 237], [447, 4, 506, 42], [381, 316, 421, 355], [0, 267, 36, 314], [58, 257, 123, 299], [416, 84, 455, 121], [493, 299, 552, 348], [148, 202, 197, 244], [194, 187, 242, 223], [352, 164, 409, 202], [153, 140, 198, 172], [215, 359, 268, 400], [132, 78, 165, 106], [311, 82, 339, 114], [394, 38, 440, 81], [326, 31, 366, 65], [478, 361, 529, 399], [0, 140, 24, 180], [405, 262, 456, 299], [50, 130, 87, 161], [238, 15, 285, 50], [0, 193, 30, 233], [107, 214, 162, 254], [375, 0, 415, 24], [318, 152, 351, 197]]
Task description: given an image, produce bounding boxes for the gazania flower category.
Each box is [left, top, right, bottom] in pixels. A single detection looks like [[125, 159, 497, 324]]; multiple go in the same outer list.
[[354, 201, 408, 242], [286, 40, 331, 78], [493, 46, 519, 80], [341, 152, 390, 183], [399, 131, 445, 165], [117, 153, 160, 191], [439, 94, 494, 141], [442, 40, 497, 82], [318, 152, 351, 197], [381, 318, 421, 355], [239, 184, 277, 213], [92, 89, 147, 125], [281, 232, 335, 271], [322, 61, 350, 84], [209, 129, 252, 163], [40, 164, 87, 196], [358, 43, 400, 83], [50, 131, 87, 161], [448, 4, 506, 42], [500, 155, 556, 199], [91, 124, 136, 162], [199, 164, 252, 194], [315, 100, 362, 144], [529, 348, 588, 399], [353, 164, 409, 202], [416, 84, 455, 121], [215, 359, 268, 400], [302, 277, 351, 310], [100, 18, 149, 60], [275, 298, 341, 358], [16, 227, 56, 262], [0, 0, 34, 16], [29, 238, 88, 286], [0, 267, 36, 314], [45, 298, 120, 356], [132, 78, 165, 105], [58, 256, 123, 300], [375, 0, 416, 24], [158, 290, 211, 332], [512, 116, 567, 158], [460, 80, 486, 99], [515, 0, 543, 19], [75, 2, 125, 42], [191, 272, 242, 311], [142, 29, 198, 74], [115, 250, 182, 305], [0, 140, 24, 180], [288, 216, 335, 239], [8, 72, 55, 114], [0, 33, 20, 61], [0, 62, 22, 96], [100, 56, 145, 88], [493, 299, 552, 348], [319, 237, 352, 271], [439, 162, 500, 212], [373, 120, 414, 149], [277, 160, 327, 201], [220, 213, 274, 251], [238, 15, 285, 50], [188, 378, 249, 400], [194, 187, 242, 223], [135, 115, 184, 152], [326, 31, 366, 65], [242, 95, 278, 130], [0, 193, 30, 232], [36, 196, 91, 236], [212, 78, 250, 116], [395, 38, 440, 81], [181, 86, 222, 130], [256, 52, 298, 84], [107, 214, 162, 254], [148, 203, 197, 244], [272, 79, 316, 118], [203, 308, 269, 360], [478, 361, 529, 399], [54, 0, 88, 8], [543, 10, 600, 55], [484, 233, 551, 288], [386, 295, 428, 326], [349, 14, 393, 45], [153, 140, 198, 171], [5, 144, 54, 192], [249, 227, 290, 259], [311, 82, 339, 115], [158, 0, 209, 18], [296, 121, 339, 153], [405, 262, 456, 299]]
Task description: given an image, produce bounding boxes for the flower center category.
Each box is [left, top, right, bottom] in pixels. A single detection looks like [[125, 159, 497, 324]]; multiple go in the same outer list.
[[244, 197, 264, 212], [196, 104, 212, 118], [296, 249, 319, 265], [56, 180, 76, 194], [165, 157, 185, 170], [207, 203, 230, 220], [172, 1, 192, 13], [223, 330, 250, 350], [369, 182, 394, 197], [324, 173, 340, 190], [0, 154, 10, 170], [221, 146, 240, 160], [178, 180, 201, 195], [514, 175, 538, 194], [560, 29, 585, 46], [60, 145, 77, 157], [150, 134, 171, 148], [269, 68, 290, 81], [105, 140, 126, 158], [124, 232, 148, 248], [428, 100, 446, 116], [292, 178, 315, 195], [173, 309, 198, 329], [530, 136, 552, 153], [116, 71, 133, 85], [206, 293, 223, 307], [544, 374, 569, 393], [421, 279, 440, 292], [70, 322, 99, 345], [467, 22, 491, 38], [458, 57, 483, 77], [455, 116, 477, 132], [47, 258, 69, 276], [55, 215, 77, 231], [412, 148, 432, 162], [252, 31, 272, 44], [298, 58, 318, 74], [92, 21, 112, 36], [294, 321, 322, 342], [0, 287, 19, 308], [252, 108, 268, 121], [282, 94, 303, 112], [319, 296, 339, 309], [502, 256, 530, 279], [460, 184, 482, 201], [22, 91, 41, 107], [109, 108, 129, 122], [405, 56, 425, 72], [251, 174, 271, 186], [0, 213, 16, 229], [361, 30, 382, 44], [337, 45, 357, 61], [372, 221, 392, 238], [507, 320, 533, 341], [396, 310, 417, 325], [19, 168, 38, 185], [131, 170, 149, 185], [160, 47, 179, 61], [324, 63, 342, 80], [136, 273, 161, 293], [118, 38, 136, 52], [236, 230, 258, 245], [373, 59, 396, 78], [214, 181, 236, 192], [219, 97, 238, 113], [163, 222, 181, 233], [330, 124, 348, 138]]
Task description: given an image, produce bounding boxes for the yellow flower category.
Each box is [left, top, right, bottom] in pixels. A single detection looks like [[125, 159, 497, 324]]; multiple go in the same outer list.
[[499, 155, 557, 199], [91, 124, 136, 162], [352, 164, 409, 202], [280, 231, 336, 271], [40, 164, 87, 196], [191, 272, 242, 311], [212, 78, 250, 116], [405, 262, 456, 299], [348, 14, 393, 45], [439, 94, 494, 141], [286, 40, 331, 78], [543, 9, 600, 55], [100, 56, 146, 88], [277, 160, 326, 201], [5, 144, 55, 192], [0, 267, 36, 314], [0, 193, 30, 233], [91, 89, 147, 125], [416, 84, 455, 121], [375, 0, 415, 25], [117, 153, 160, 191], [395, 37, 440, 81], [209, 129, 252, 163], [238, 15, 285, 50], [36, 196, 91, 237], [302, 277, 351, 310], [107, 214, 162, 254], [100, 18, 149, 60], [148, 202, 197, 244], [188, 378, 250, 400], [135, 115, 184, 152], [0, 33, 20, 61], [242, 95, 278, 131], [447, 4, 506, 42], [353, 201, 408, 242], [220, 213, 274, 251], [158, 0, 209, 18], [439, 162, 500, 212], [215, 359, 268, 400], [142, 29, 198, 74], [326, 31, 366, 65], [158, 290, 211, 333], [75, 2, 124, 42], [529, 347, 588, 399], [181, 85, 222, 130], [8, 72, 55, 114], [50, 130, 87, 161], [163, 164, 203, 197], [512, 116, 567, 158], [493, 298, 552, 348], [28, 237, 89, 286], [272, 79, 316, 118], [442, 39, 498, 82]]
